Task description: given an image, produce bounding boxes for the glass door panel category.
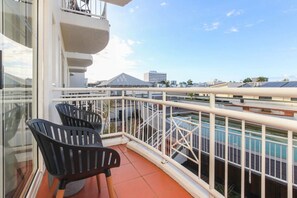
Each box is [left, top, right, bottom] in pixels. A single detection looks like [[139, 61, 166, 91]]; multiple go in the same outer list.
[[1, 0, 37, 197]]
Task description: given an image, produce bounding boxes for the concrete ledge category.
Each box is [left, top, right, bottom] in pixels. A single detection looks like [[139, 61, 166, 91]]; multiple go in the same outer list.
[[102, 136, 129, 147]]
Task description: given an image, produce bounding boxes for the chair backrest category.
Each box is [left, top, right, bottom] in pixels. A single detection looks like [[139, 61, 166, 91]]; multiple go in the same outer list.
[[26, 119, 115, 181], [55, 103, 102, 131], [4, 104, 23, 143], [55, 103, 91, 127], [55, 103, 76, 117]]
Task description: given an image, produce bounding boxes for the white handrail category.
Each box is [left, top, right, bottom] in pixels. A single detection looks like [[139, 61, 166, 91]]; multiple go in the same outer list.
[[51, 87, 297, 197], [53, 87, 297, 97]]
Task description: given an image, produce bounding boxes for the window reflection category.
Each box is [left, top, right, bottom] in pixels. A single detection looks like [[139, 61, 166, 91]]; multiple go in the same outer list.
[[1, 0, 36, 197]]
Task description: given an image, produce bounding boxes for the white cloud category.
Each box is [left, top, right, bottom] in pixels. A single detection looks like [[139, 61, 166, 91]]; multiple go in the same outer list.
[[160, 2, 167, 6], [1, 34, 32, 79], [230, 27, 239, 32], [226, 9, 244, 17], [129, 5, 139, 13], [245, 19, 264, 28], [129, 8, 135, 13], [127, 39, 142, 46], [226, 27, 239, 33], [86, 36, 142, 83], [203, 22, 220, 31]]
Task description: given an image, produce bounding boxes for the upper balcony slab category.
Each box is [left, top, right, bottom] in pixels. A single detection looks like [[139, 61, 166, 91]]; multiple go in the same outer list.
[[66, 52, 93, 67], [101, 0, 132, 6], [60, 11, 109, 54]]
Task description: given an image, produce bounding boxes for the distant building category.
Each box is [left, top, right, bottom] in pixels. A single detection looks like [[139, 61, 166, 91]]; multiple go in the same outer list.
[[99, 73, 152, 87], [144, 71, 167, 84], [70, 73, 87, 87]]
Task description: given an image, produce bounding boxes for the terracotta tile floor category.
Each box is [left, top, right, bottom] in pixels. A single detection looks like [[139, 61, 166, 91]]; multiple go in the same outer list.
[[36, 144, 192, 198]]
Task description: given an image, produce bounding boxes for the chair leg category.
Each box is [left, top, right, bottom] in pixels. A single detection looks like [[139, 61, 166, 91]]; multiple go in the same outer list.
[[96, 174, 101, 193], [48, 178, 59, 198], [56, 189, 65, 198], [106, 175, 115, 198]]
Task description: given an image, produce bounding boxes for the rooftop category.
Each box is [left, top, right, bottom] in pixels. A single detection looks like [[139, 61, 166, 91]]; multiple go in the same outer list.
[[99, 73, 152, 87]]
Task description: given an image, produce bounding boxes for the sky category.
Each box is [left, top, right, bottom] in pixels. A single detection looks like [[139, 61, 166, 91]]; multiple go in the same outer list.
[[86, 0, 297, 83]]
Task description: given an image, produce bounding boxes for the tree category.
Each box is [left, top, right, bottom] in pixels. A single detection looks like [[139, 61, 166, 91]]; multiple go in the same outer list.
[[179, 82, 187, 87], [257, 76, 268, 82], [243, 78, 252, 83], [160, 80, 170, 87], [165, 80, 170, 87], [187, 79, 193, 85]]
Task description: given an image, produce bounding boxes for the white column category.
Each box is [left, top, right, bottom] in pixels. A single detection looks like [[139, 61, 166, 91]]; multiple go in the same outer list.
[[209, 94, 215, 192], [261, 125, 266, 198], [224, 117, 229, 198], [241, 121, 246, 198], [122, 91, 125, 135], [162, 91, 167, 162], [287, 131, 293, 198]]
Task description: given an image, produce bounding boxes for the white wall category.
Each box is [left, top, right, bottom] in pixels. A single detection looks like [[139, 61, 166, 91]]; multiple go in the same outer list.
[[70, 72, 87, 87]]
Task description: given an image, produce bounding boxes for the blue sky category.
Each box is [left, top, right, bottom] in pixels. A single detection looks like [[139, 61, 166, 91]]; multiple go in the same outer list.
[[86, 0, 297, 83]]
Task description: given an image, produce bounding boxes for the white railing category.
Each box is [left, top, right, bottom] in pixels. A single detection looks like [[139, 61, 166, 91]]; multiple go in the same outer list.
[[61, 0, 107, 19], [52, 87, 297, 198]]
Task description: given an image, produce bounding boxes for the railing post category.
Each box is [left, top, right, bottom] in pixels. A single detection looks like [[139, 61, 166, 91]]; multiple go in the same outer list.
[[209, 93, 215, 195], [261, 125, 266, 198], [162, 91, 167, 163], [122, 90, 125, 136], [241, 121, 246, 198], [287, 130, 293, 198], [224, 117, 229, 198]]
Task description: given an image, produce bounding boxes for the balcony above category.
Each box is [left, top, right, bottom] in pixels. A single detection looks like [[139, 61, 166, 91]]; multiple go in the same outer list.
[[66, 52, 93, 67], [60, 1, 109, 54], [69, 66, 87, 73], [101, 0, 132, 6]]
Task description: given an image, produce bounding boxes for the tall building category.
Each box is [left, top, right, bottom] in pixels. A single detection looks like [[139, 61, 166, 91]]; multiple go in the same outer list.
[[144, 71, 167, 83]]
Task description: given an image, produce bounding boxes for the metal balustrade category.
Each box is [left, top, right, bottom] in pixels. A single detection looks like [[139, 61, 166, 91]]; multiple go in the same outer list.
[[61, 0, 107, 19], [52, 87, 297, 198]]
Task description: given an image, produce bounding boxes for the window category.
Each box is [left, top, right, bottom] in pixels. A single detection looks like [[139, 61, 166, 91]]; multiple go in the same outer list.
[[1, 0, 38, 196]]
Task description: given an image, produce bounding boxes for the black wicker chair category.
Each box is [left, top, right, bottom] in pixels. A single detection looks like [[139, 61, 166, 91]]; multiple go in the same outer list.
[[55, 103, 103, 134], [26, 119, 120, 198]]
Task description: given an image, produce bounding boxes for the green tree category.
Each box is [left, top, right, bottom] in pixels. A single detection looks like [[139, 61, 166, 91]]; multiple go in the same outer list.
[[159, 80, 170, 87], [243, 78, 252, 83], [257, 76, 268, 82], [187, 79, 193, 85], [165, 80, 170, 87], [179, 82, 186, 87]]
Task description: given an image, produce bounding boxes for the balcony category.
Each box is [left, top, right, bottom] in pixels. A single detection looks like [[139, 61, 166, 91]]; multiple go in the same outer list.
[[66, 52, 93, 73], [47, 87, 297, 197], [37, 144, 191, 197], [60, 0, 109, 54]]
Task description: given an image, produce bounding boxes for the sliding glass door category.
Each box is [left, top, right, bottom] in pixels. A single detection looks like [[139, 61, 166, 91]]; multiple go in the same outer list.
[[1, 0, 37, 197]]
